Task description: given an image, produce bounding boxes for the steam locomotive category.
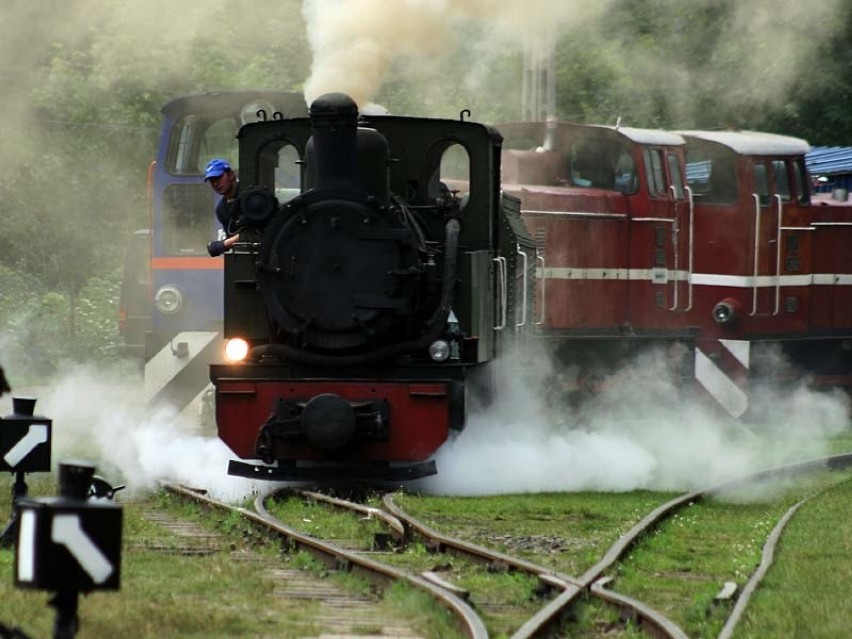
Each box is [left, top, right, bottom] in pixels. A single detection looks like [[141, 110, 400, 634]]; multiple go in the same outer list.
[[211, 93, 533, 481], [500, 121, 852, 417]]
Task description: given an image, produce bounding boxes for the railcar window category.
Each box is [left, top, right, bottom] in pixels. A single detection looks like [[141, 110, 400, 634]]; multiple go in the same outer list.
[[570, 139, 635, 193], [773, 160, 791, 202], [167, 115, 239, 175], [685, 146, 737, 204], [199, 117, 239, 172], [275, 144, 301, 203], [667, 153, 684, 199], [161, 184, 215, 255], [643, 148, 666, 196], [753, 163, 770, 207], [793, 159, 810, 205]]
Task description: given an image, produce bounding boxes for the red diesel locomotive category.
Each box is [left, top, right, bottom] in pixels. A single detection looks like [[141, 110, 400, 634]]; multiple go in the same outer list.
[[500, 121, 852, 417]]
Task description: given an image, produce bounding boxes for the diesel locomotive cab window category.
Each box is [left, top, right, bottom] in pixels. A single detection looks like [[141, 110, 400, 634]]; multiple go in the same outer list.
[[793, 159, 810, 205], [773, 160, 791, 202], [643, 148, 666, 197], [753, 163, 770, 207], [167, 115, 239, 175], [667, 153, 685, 199], [571, 138, 636, 193], [162, 184, 215, 255], [685, 146, 737, 204]]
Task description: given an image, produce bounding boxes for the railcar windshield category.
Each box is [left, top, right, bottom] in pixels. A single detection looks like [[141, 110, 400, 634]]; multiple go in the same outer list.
[[499, 123, 637, 193], [167, 114, 240, 175], [685, 142, 737, 204]]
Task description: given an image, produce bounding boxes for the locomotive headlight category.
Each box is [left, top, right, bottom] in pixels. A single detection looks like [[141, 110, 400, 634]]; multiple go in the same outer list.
[[154, 285, 183, 314], [712, 298, 740, 325], [428, 340, 451, 362], [225, 338, 249, 362]]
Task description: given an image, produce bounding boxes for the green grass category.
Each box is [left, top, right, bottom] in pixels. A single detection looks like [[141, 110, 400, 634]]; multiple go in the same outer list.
[[735, 476, 852, 639], [263, 491, 390, 550], [394, 490, 678, 575], [610, 471, 852, 638]]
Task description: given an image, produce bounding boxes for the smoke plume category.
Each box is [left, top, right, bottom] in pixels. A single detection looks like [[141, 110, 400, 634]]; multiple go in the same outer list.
[[301, 0, 609, 107]]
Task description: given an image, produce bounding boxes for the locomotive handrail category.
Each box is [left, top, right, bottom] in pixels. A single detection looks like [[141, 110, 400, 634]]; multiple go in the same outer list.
[[684, 185, 695, 311], [516, 244, 528, 328], [535, 253, 546, 326], [773, 194, 784, 316], [493, 256, 507, 330], [668, 185, 680, 311], [750, 193, 761, 316]]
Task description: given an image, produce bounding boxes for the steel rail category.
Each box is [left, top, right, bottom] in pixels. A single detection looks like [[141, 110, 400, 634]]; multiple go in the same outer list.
[[591, 577, 690, 639], [162, 483, 488, 639], [383, 492, 682, 638], [382, 492, 581, 588]]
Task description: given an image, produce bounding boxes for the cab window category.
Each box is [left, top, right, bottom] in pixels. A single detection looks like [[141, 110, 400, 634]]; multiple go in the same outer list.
[[167, 115, 239, 175], [685, 145, 737, 204], [643, 148, 666, 196], [161, 184, 214, 255], [753, 163, 770, 207], [793, 159, 810, 205], [275, 144, 302, 203], [773, 160, 791, 202], [571, 138, 636, 193], [429, 143, 470, 209], [667, 153, 684, 199]]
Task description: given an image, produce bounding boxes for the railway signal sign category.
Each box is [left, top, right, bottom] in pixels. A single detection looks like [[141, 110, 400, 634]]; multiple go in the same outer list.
[[0, 405, 52, 473], [14, 463, 122, 593]]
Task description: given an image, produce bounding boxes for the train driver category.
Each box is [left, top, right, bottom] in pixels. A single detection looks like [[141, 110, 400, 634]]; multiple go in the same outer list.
[[205, 158, 241, 257]]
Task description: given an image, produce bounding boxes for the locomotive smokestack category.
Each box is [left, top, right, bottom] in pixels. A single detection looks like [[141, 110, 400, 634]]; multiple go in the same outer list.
[[307, 92, 359, 191]]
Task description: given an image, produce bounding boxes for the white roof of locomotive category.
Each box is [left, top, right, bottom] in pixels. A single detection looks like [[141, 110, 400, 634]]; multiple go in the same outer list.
[[678, 130, 811, 156], [583, 123, 686, 146]]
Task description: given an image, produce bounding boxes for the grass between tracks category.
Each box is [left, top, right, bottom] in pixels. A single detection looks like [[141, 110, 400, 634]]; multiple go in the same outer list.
[[734, 476, 852, 639], [0, 482, 460, 639]]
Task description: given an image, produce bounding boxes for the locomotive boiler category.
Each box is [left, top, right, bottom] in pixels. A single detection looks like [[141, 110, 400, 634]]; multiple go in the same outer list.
[[211, 93, 534, 481]]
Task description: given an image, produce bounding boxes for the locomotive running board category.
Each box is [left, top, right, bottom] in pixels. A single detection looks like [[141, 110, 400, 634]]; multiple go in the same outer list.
[[228, 459, 437, 482]]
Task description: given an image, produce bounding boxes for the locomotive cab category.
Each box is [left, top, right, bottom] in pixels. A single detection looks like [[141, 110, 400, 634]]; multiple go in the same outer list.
[[211, 93, 533, 482]]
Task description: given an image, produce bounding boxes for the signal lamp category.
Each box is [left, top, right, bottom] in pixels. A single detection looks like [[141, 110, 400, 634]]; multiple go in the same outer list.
[[154, 285, 183, 314], [225, 338, 249, 362], [428, 340, 451, 362]]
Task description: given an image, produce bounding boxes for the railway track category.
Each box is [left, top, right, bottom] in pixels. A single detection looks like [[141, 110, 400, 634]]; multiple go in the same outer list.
[[159, 451, 852, 638]]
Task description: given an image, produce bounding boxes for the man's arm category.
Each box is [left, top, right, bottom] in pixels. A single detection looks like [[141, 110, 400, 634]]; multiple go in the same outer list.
[[207, 233, 241, 257]]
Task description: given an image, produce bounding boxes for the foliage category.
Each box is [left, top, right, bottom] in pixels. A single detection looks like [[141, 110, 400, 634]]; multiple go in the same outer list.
[[0, 264, 121, 378]]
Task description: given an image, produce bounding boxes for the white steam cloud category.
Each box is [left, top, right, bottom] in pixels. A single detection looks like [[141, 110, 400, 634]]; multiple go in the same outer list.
[[0, 361, 266, 503], [417, 346, 851, 496], [0, 345, 847, 501]]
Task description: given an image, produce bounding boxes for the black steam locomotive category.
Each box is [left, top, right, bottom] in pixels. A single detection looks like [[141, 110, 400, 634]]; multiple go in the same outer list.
[[211, 93, 534, 481]]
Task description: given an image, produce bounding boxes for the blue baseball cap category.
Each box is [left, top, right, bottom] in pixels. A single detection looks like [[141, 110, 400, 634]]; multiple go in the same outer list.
[[204, 158, 232, 181]]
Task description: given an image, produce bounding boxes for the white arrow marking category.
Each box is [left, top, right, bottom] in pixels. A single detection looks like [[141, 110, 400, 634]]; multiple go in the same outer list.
[[3, 423, 48, 467], [51, 514, 113, 584]]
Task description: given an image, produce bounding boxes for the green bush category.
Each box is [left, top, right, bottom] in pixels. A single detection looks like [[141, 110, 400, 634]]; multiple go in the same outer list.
[[0, 265, 122, 380]]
